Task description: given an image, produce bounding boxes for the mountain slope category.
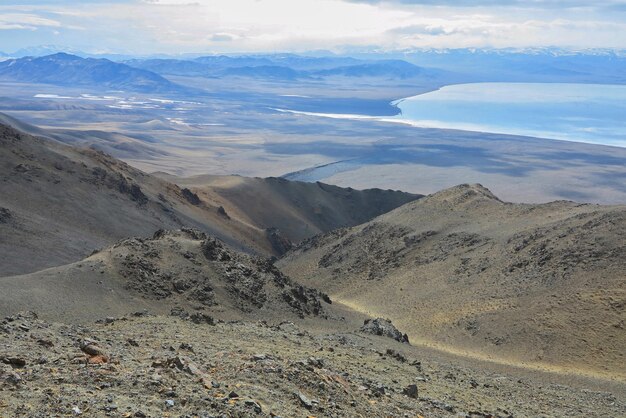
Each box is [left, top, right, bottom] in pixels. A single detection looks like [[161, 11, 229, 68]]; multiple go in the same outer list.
[[0, 121, 261, 276], [0, 53, 181, 93], [156, 173, 420, 245], [0, 119, 417, 275], [279, 184, 626, 378], [0, 229, 332, 323]]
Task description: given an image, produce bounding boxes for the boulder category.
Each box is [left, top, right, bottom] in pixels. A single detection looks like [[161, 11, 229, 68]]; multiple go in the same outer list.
[[359, 318, 409, 344]]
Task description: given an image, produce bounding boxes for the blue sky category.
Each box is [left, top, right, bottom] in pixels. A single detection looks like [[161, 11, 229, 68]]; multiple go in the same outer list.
[[1, 0, 625, 54]]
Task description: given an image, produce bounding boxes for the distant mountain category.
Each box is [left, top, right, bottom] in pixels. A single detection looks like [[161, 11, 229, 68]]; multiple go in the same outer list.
[[400, 48, 626, 84], [194, 55, 275, 67], [195, 53, 361, 71], [11, 45, 88, 58], [125, 58, 210, 77], [126, 59, 307, 80], [221, 65, 304, 80], [0, 53, 183, 93], [313, 60, 435, 79], [257, 54, 361, 70], [126, 54, 439, 81]]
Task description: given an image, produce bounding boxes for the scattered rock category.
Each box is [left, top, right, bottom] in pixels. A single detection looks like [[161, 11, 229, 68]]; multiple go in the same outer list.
[[307, 357, 325, 368], [189, 313, 216, 326], [245, 399, 262, 413], [37, 338, 54, 348], [179, 342, 194, 352], [1, 356, 26, 368], [1, 363, 22, 385], [386, 348, 407, 362], [0, 207, 12, 224], [217, 206, 230, 219], [80, 341, 109, 363], [360, 318, 410, 344], [297, 392, 316, 409], [403, 384, 418, 399], [80, 342, 106, 357], [266, 227, 293, 255], [181, 188, 201, 205]]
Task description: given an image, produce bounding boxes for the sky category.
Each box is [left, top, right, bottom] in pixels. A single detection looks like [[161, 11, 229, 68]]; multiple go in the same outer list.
[[1, 0, 625, 55]]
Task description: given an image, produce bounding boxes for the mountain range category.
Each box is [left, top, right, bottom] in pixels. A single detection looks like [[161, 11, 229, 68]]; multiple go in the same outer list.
[[0, 53, 183, 93], [126, 55, 441, 80], [398, 48, 626, 84], [2, 49, 623, 88]]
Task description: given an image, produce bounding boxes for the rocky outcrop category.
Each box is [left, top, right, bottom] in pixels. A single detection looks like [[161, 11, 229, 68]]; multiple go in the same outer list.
[[360, 318, 409, 344], [0, 208, 12, 224], [107, 229, 330, 318], [265, 227, 293, 255], [181, 188, 201, 205]]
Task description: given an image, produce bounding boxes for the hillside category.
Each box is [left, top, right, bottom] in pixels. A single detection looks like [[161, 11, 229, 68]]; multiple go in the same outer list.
[[0, 53, 182, 93], [3, 309, 624, 418], [0, 121, 277, 276], [279, 184, 626, 379], [156, 173, 420, 245], [0, 229, 332, 324], [0, 119, 416, 275]]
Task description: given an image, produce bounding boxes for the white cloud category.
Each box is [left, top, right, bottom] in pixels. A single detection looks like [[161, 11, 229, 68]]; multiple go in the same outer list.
[[0, 0, 624, 52], [0, 13, 62, 30]]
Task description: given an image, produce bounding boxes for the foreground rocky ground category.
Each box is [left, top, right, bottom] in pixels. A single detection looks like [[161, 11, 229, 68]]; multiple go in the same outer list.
[[1, 312, 624, 417]]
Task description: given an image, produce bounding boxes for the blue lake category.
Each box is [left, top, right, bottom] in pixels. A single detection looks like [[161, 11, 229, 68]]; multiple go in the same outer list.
[[392, 83, 626, 148]]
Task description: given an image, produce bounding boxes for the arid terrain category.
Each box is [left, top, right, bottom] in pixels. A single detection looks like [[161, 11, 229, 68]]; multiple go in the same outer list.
[[279, 184, 626, 380], [1, 120, 625, 417], [2, 311, 624, 418], [0, 118, 415, 276]]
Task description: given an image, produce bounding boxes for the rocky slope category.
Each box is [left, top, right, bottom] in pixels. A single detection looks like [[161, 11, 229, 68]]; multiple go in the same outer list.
[[1, 311, 624, 417], [279, 184, 626, 379], [0, 229, 331, 324], [0, 120, 416, 275], [0, 121, 257, 276], [157, 173, 420, 245]]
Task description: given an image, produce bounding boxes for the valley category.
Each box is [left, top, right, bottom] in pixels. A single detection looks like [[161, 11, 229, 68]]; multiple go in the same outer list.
[[0, 53, 625, 204]]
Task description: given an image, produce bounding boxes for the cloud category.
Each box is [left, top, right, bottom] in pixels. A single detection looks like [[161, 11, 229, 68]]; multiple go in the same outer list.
[[389, 24, 452, 36], [346, 0, 626, 10], [210, 33, 236, 42], [0, 13, 62, 31], [0, 0, 624, 53]]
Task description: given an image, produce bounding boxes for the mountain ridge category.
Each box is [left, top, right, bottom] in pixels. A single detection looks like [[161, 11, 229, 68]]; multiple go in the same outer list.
[[0, 118, 418, 275], [278, 184, 626, 379], [0, 53, 185, 93]]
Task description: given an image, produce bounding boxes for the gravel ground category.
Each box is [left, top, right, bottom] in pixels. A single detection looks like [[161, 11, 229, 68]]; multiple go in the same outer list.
[[1, 312, 624, 418]]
